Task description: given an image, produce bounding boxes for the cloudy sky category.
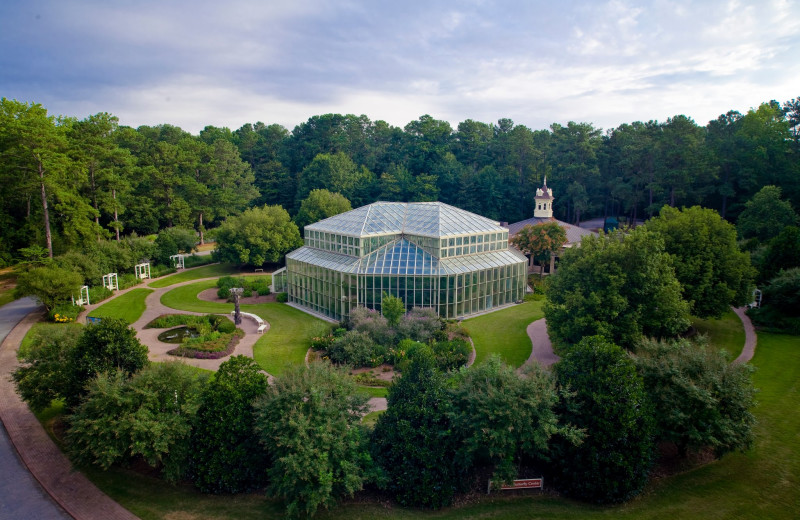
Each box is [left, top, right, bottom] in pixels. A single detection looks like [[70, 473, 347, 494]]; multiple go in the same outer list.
[[2, 0, 798, 134]]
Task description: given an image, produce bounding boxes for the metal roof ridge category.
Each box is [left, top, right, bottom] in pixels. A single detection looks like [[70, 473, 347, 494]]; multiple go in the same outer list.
[[360, 203, 373, 236]]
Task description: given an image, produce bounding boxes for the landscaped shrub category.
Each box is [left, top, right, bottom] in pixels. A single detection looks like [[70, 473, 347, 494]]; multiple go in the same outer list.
[[276, 292, 288, 303], [190, 356, 269, 494], [48, 303, 82, 323], [350, 306, 395, 345], [183, 254, 215, 268], [88, 285, 113, 305], [146, 314, 242, 359], [66, 362, 208, 482], [118, 273, 141, 290], [216, 275, 271, 300], [328, 330, 379, 367], [150, 264, 177, 278], [430, 338, 471, 371], [395, 307, 441, 343]]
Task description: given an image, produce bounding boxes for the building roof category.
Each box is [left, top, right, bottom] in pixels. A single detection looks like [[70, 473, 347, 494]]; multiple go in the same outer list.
[[287, 237, 527, 275], [505, 216, 596, 246], [305, 201, 505, 238]]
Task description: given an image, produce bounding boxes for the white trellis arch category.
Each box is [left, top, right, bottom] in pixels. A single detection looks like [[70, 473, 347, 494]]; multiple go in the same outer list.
[[170, 254, 185, 269], [135, 263, 151, 280], [103, 273, 119, 291], [73, 285, 90, 306]]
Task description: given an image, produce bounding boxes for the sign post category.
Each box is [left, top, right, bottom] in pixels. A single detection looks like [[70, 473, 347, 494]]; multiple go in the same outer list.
[[488, 478, 544, 494]]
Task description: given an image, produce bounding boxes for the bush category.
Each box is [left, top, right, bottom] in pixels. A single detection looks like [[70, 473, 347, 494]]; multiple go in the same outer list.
[[552, 336, 654, 504], [395, 307, 441, 343], [65, 318, 150, 409], [371, 348, 458, 508], [118, 273, 141, 290], [635, 336, 756, 458], [430, 338, 471, 371], [214, 205, 301, 266], [327, 330, 379, 367], [216, 275, 271, 300], [276, 292, 288, 303], [190, 357, 269, 494], [253, 362, 374, 517], [14, 265, 84, 311], [349, 306, 395, 345], [48, 303, 82, 323], [13, 324, 83, 412], [66, 362, 208, 481], [88, 285, 113, 305]]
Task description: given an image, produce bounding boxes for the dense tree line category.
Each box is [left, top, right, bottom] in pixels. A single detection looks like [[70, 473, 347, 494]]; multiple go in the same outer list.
[[2, 97, 798, 266]]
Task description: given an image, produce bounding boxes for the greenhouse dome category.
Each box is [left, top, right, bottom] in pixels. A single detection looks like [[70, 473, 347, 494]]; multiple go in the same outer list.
[[273, 201, 528, 321]]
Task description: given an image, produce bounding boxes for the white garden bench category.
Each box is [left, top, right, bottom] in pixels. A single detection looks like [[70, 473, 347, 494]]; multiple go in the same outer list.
[[230, 311, 267, 333]]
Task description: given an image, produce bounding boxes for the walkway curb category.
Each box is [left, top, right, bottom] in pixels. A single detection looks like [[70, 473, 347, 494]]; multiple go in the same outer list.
[[0, 308, 139, 520]]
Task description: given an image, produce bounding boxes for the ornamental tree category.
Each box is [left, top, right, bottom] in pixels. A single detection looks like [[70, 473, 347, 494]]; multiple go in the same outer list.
[[544, 228, 690, 350], [448, 355, 582, 486], [371, 347, 458, 508], [645, 205, 754, 318], [66, 362, 208, 481], [214, 205, 302, 266], [65, 318, 149, 409], [190, 355, 269, 494], [253, 362, 374, 517], [635, 336, 756, 457], [552, 336, 655, 504], [510, 221, 567, 277], [14, 265, 84, 311]]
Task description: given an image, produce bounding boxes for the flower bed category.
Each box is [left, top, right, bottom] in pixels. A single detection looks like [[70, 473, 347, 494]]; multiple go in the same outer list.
[[167, 329, 243, 359], [146, 313, 243, 359]]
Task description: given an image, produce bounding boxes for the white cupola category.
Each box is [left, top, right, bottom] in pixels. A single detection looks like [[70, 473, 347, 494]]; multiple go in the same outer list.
[[534, 177, 554, 218]]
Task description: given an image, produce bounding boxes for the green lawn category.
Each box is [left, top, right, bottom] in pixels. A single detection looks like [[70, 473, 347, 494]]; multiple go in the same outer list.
[[147, 263, 244, 288], [692, 309, 746, 358], [464, 300, 544, 367], [87, 288, 153, 324], [159, 279, 329, 375], [357, 385, 389, 398], [0, 268, 17, 307]]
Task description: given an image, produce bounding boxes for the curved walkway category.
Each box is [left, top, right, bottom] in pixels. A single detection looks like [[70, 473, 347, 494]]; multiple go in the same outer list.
[[0, 298, 71, 520], [0, 301, 138, 520], [79, 277, 269, 372], [523, 307, 758, 369]]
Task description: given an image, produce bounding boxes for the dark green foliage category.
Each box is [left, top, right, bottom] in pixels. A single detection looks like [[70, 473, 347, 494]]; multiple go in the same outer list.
[[276, 292, 288, 303], [371, 348, 458, 508], [757, 226, 800, 283], [449, 356, 582, 486], [762, 267, 800, 315], [544, 228, 690, 350], [154, 227, 197, 266], [65, 318, 149, 409], [253, 362, 374, 517], [552, 336, 654, 504], [87, 285, 113, 305], [737, 186, 798, 242], [14, 265, 84, 311], [66, 362, 208, 481], [635, 337, 756, 457], [646, 206, 754, 318], [190, 356, 269, 494], [214, 205, 301, 266], [327, 330, 378, 367], [13, 324, 82, 412]]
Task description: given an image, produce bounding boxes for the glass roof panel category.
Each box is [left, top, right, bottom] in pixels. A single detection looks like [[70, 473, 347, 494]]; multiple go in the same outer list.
[[303, 201, 506, 239]]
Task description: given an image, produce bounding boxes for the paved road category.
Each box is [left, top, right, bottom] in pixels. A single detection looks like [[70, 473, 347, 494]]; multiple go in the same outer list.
[[0, 297, 71, 520]]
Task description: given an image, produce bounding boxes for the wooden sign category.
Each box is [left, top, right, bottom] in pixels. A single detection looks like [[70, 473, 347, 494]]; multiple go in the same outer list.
[[488, 478, 543, 494]]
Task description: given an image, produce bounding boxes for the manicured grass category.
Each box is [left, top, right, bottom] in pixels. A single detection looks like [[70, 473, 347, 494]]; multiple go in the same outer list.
[[692, 309, 746, 358], [147, 263, 242, 288], [160, 279, 329, 375], [357, 385, 388, 398], [463, 300, 544, 367], [87, 288, 153, 324]]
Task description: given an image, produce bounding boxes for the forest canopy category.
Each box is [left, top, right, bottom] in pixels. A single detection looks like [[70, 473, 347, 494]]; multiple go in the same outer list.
[[1, 97, 798, 265]]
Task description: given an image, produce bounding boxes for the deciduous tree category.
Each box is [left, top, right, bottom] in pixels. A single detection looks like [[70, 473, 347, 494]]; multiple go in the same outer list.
[[510, 222, 567, 277], [214, 205, 301, 266]]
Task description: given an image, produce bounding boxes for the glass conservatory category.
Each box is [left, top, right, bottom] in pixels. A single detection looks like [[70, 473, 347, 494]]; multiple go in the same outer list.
[[282, 201, 528, 321]]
